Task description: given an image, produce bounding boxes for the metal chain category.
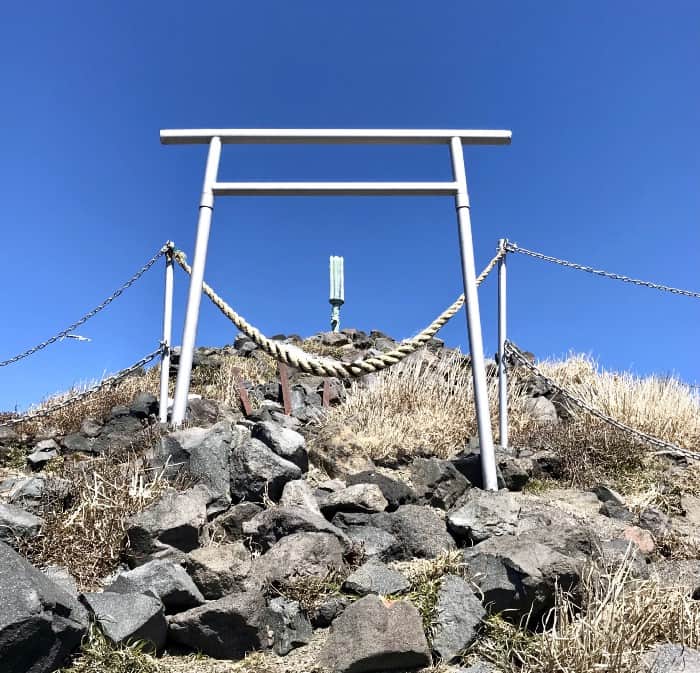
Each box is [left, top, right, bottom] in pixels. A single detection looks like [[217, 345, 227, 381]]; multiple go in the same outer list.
[[0, 244, 171, 368], [0, 347, 162, 428], [504, 341, 700, 461], [505, 243, 700, 299], [172, 244, 506, 379]]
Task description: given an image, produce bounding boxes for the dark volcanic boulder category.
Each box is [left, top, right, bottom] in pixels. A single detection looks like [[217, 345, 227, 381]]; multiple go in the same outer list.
[[369, 504, 455, 560], [168, 590, 266, 659], [81, 591, 166, 649], [105, 559, 204, 613], [150, 421, 242, 516], [432, 574, 486, 662], [319, 594, 431, 672], [410, 457, 470, 510], [346, 470, 417, 510], [230, 438, 302, 503], [0, 541, 87, 673], [242, 506, 349, 551], [124, 488, 208, 564], [252, 532, 345, 585]]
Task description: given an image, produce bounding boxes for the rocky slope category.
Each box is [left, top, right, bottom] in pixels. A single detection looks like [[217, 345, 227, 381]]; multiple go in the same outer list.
[[1, 329, 699, 673]]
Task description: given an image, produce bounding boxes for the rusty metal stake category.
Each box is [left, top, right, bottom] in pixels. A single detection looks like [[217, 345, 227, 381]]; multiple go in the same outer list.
[[322, 379, 331, 408], [232, 367, 253, 416], [278, 362, 292, 415]]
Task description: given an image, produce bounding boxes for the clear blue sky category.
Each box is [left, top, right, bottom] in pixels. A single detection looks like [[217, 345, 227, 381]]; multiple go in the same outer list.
[[1, 1, 698, 411]]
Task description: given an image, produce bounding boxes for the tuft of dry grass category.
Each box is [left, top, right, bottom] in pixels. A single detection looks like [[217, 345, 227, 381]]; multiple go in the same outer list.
[[189, 351, 278, 406], [311, 349, 489, 463], [19, 448, 172, 590], [467, 550, 700, 672], [392, 551, 477, 643], [58, 626, 159, 673], [534, 355, 700, 450]]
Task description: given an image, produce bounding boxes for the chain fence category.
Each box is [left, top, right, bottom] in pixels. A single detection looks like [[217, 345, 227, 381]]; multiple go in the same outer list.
[[504, 340, 700, 461], [0, 244, 170, 368], [0, 347, 162, 428], [505, 242, 700, 299]]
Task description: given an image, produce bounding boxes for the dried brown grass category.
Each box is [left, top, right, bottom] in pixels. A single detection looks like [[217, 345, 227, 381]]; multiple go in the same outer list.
[[310, 348, 700, 487], [467, 551, 700, 672], [19, 446, 172, 590], [10, 367, 161, 438]]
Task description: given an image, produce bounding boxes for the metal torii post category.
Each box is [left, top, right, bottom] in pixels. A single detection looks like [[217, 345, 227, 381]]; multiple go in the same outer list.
[[161, 128, 511, 491]]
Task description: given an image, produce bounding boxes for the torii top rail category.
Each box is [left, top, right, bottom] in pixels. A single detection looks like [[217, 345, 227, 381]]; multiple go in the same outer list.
[[161, 128, 511, 491]]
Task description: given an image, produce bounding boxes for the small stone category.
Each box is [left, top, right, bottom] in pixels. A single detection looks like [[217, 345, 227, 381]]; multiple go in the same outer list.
[[447, 490, 519, 544], [639, 507, 671, 538], [623, 526, 655, 554], [186, 543, 252, 599], [61, 433, 94, 454], [342, 559, 409, 596], [230, 438, 302, 503], [263, 596, 312, 655], [642, 643, 700, 672], [522, 396, 559, 423], [43, 566, 79, 598], [319, 483, 389, 516], [370, 504, 455, 560], [280, 479, 321, 514], [432, 575, 486, 662], [593, 485, 626, 506], [242, 507, 349, 551], [206, 502, 263, 542], [80, 417, 103, 438], [252, 532, 345, 585], [167, 590, 266, 659], [130, 392, 159, 418], [599, 501, 634, 522], [0, 502, 44, 544], [410, 457, 470, 510], [346, 471, 417, 510], [252, 421, 308, 472], [345, 525, 399, 561]]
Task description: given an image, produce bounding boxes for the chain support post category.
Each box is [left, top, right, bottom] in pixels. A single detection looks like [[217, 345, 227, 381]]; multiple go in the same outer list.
[[497, 238, 508, 449], [158, 242, 175, 423], [171, 137, 222, 427], [449, 137, 498, 491]]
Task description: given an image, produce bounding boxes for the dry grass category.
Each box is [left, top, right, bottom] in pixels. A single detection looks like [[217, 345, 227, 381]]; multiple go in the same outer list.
[[310, 348, 700, 487], [311, 350, 491, 463], [535, 354, 700, 450], [9, 367, 161, 438], [189, 352, 278, 406], [58, 626, 159, 673], [19, 446, 172, 590], [392, 551, 477, 643], [467, 551, 700, 672]]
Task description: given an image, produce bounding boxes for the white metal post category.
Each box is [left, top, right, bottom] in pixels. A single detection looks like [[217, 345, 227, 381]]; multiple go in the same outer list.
[[171, 137, 222, 426], [497, 239, 508, 449], [158, 244, 174, 423], [449, 137, 498, 491]]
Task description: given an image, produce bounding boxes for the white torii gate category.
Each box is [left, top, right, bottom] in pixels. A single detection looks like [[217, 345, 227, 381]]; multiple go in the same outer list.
[[160, 128, 511, 491]]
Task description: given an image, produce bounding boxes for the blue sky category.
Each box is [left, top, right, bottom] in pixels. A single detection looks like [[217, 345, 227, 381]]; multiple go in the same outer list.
[[1, 1, 698, 411]]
